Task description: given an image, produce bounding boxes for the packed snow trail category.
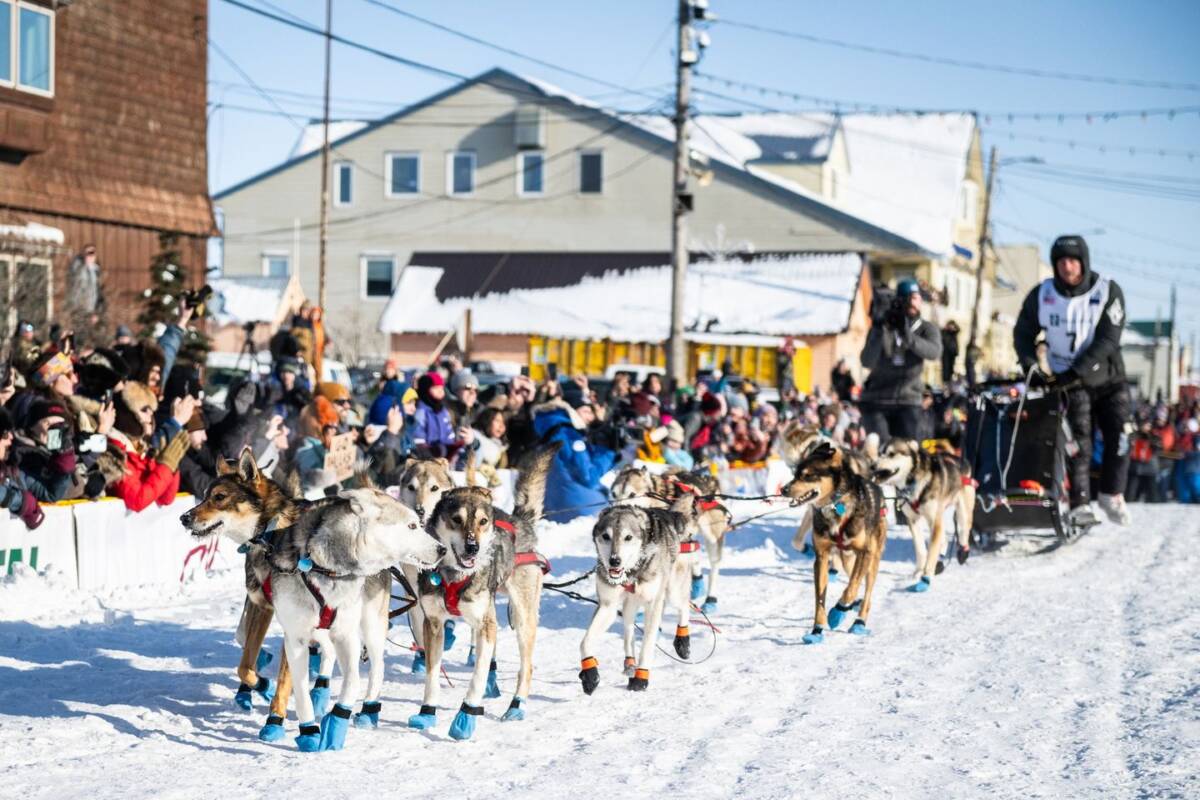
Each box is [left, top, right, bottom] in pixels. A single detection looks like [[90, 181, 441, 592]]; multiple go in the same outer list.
[[0, 505, 1196, 800]]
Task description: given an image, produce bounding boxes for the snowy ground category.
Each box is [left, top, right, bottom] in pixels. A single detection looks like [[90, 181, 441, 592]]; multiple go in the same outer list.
[[1, 503, 1196, 800]]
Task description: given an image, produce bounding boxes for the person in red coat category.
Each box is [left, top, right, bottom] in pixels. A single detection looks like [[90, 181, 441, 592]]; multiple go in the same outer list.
[[104, 381, 189, 512]]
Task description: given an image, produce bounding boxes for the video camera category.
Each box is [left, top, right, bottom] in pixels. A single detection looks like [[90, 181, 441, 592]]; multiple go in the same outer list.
[[870, 284, 907, 330], [182, 284, 215, 318]]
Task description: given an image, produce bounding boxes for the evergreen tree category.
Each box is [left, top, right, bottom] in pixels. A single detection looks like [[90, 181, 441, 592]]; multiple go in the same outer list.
[[135, 232, 211, 365]]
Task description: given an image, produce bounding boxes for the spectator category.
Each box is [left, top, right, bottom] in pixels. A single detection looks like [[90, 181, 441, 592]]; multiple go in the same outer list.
[[685, 391, 727, 461], [365, 382, 414, 485], [470, 407, 509, 472], [65, 244, 106, 323], [941, 320, 961, 385], [293, 396, 342, 499], [0, 408, 44, 529], [178, 409, 217, 498], [411, 372, 462, 459], [449, 371, 481, 427], [533, 392, 617, 523], [105, 381, 188, 512], [11, 399, 77, 503], [663, 420, 694, 470], [830, 358, 855, 403]]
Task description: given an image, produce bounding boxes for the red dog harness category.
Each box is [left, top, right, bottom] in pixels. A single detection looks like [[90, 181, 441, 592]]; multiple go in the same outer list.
[[260, 573, 337, 629], [671, 479, 722, 512], [440, 519, 552, 618], [679, 539, 701, 554]]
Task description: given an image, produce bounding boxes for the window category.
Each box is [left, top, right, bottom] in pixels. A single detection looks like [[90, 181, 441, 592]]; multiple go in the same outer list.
[[262, 252, 289, 278], [386, 152, 420, 196], [447, 151, 475, 196], [1, 2, 54, 96], [958, 180, 979, 226], [518, 151, 544, 196], [334, 162, 353, 207], [361, 255, 395, 299], [579, 151, 603, 194]]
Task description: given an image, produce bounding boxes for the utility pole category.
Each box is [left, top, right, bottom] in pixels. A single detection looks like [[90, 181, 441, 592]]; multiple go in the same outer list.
[[667, 0, 695, 389], [965, 145, 998, 387], [317, 0, 333, 312], [1168, 283, 1177, 401]]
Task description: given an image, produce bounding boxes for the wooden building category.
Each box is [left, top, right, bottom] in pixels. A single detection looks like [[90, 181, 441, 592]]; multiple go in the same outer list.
[[0, 0, 213, 337]]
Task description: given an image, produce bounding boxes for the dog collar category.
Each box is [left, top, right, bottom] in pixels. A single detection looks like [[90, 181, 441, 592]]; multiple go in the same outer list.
[[239, 517, 284, 554]]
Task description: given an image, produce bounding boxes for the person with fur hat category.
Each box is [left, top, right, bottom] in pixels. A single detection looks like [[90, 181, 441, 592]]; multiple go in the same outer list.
[[292, 395, 343, 499], [411, 371, 469, 459], [1014, 234, 1131, 527], [532, 386, 617, 523], [0, 408, 44, 529], [104, 381, 189, 512]]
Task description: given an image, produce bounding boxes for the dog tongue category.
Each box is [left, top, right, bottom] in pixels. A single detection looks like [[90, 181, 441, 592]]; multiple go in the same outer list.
[[461, 556, 476, 569]]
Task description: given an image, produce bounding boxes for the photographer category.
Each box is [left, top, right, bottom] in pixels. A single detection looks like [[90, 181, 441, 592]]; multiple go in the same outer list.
[[859, 279, 942, 443], [1014, 234, 1131, 526], [0, 409, 44, 529]]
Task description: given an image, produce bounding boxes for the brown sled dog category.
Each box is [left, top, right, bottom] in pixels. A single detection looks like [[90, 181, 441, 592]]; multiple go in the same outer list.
[[783, 441, 887, 644], [871, 438, 975, 590]]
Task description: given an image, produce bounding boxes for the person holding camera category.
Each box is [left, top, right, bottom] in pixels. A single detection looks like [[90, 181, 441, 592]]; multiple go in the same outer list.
[[859, 279, 943, 444], [1014, 234, 1131, 527], [0, 409, 45, 529]]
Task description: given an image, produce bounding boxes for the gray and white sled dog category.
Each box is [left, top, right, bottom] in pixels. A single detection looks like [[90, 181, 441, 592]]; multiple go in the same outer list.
[[407, 444, 559, 740], [871, 438, 975, 591], [579, 493, 700, 694], [182, 448, 444, 752]]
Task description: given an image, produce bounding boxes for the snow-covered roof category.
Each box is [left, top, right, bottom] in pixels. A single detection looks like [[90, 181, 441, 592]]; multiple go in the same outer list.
[[289, 120, 371, 159], [0, 222, 65, 247], [696, 113, 837, 164], [379, 253, 863, 340], [210, 276, 294, 326]]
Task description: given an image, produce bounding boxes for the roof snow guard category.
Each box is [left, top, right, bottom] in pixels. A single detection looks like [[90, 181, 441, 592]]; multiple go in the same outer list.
[[380, 253, 864, 341]]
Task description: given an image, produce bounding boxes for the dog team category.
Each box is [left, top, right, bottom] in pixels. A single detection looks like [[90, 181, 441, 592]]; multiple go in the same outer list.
[[180, 421, 973, 752]]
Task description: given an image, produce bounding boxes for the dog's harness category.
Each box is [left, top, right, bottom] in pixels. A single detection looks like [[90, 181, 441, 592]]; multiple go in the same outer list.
[[679, 538, 700, 554], [242, 514, 340, 630], [670, 479, 722, 512], [431, 518, 551, 618]]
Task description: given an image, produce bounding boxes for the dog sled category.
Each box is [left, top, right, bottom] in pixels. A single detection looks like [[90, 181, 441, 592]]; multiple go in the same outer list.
[[963, 380, 1097, 554]]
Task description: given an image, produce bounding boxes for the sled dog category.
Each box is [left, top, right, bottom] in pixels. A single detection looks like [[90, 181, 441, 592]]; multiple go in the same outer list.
[[182, 448, 444, 751], [578, 493, 700, 693], [783, 441, 888, 644], [408, 444, 559, 740], [872, 438, 975, 589]]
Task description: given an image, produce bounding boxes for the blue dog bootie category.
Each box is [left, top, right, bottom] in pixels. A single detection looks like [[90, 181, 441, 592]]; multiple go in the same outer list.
[[449, 702, 483, 741], [701, 596, 718, 615], [234, 682, 254, 711], [255, 648, 273, 673], [484, 659, 502, 699], [443, 620, 457, 651], [826, 599, 862, 630], [690, 574, 706, 602], [802, 626, 825, 645], [308, 645, 321, 681], [310, 676, 332, 719], [354, 700, 381, 729], [849, 618, 871, 636], [318, 703, 352, 751], [466, 645, 476, 668], [502, 696, 525, 722], [407, 704, 437, 730], [908, 576, 932, 593], [411, 649, 427, 674], [259, 714, 286, 742], [295, 720, 321, 752]]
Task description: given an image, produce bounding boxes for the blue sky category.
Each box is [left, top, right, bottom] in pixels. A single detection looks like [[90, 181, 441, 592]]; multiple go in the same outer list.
[[207, 0, 1200, 348]]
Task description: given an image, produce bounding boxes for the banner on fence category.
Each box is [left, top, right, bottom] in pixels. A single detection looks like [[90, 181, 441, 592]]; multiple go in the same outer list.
[[0, 504, 78, 586]]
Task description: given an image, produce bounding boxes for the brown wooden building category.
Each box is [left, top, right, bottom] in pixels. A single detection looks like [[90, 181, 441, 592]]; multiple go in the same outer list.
[[0, 0, 213, 339]]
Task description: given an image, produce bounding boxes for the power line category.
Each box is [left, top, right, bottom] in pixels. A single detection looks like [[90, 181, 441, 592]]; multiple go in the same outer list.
[[984, 127, 1197, 161], [715, 17, 1200, 92], [206, 100, 670, 128], [358, 0, 665, 104], [695, 72, 1200, 122]]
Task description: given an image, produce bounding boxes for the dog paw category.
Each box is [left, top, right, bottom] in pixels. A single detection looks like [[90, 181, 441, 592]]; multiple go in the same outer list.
[[502, 698, 525, 722], [295, 721, 321, 752], [258, 714, 285, 742], [579, 657, 600, 695], [255, 648, 273, 673], [484, 661, 502, 699], [690, 575, 706, 602], [701, 596, 718, 615], [318, 704, 352, 751], [956, 545, 970, 565], [411, 650, 427, 674], [354, 701, 381, 729], [449, 703, 483, 741], [674, 627, 691, 660], [310, 678, 331, 719], [407, 705, 437, 730], [254, 676, 275, 703], [234, 683, 254, 711], [443, 620, 457, 652], [908, 577, 932, 593], [849, 619, 870, 636], [627, 668, 649, 691], [802, 626, 825, 645]]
